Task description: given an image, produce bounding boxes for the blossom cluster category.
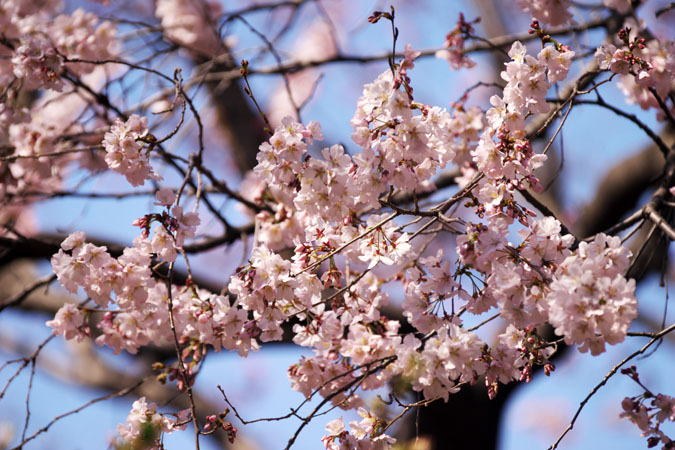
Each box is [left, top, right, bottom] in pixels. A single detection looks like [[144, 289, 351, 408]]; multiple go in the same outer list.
[[548, 234, 637, 355], [50, 8, 117, 74], [518, 0, 674, 122], [350, 68, 479, 193], [1, 3, 116, 103], [102, 115, 161, 187], [47, 35, 644, 447], [322, 408, 396, 450], [48, 191, 206, 354], [516, 0, 574, 27], [7, 7, 116, 92], [619, 366, 675, 450], [0, 3, 119, 234], [48, 228, 256, 356], [45, 302, 87, 342], [621, 395, 675, 449], [51, 230, 153, 309], [467, 39, 574, 224], [218, 41, 635, 432], [32, 1, 666, 446], [595, 33, 675, 121], [6, 118, 64, 191], [11, 37, 65, 91], [394, 324, 485, 401], [435, 13, 478, 70], [116, 397, 189, 449]]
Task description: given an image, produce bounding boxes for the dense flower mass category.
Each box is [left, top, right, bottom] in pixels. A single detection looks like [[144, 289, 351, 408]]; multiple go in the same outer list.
[[50, 8, 117, 72], [45, 31, 645, 447], [0, 0, 667, 448], [102, 115, 161, 187], [41, 29, 647, 447], [11, 37, 65, 91], [547, 234, 637, 355], [7, 6, 116, 92]]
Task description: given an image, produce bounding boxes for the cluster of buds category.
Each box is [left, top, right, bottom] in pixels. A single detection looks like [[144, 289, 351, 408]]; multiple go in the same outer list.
[[321, 258, 342, 289], [435, 13, 479, 70], [618, 28, 648, 51], [203, 411, 237, 444], [132, 213, 159, 238], [464, 193, 487, 219], [242, 319, 262, 339], [234, 263, 257, 290], [293, 235, 334, 270], [445, 13, 480, 55], [152, 341, 204, 391], [528, 19, 549, 40], [153, 362, 196, 391], [367, 7, 394, 24], [393, 44, 420, 102], [528, 19, 570, 53], [132, 211, 179, 239], [621, 365, 642, 383], [481, 345, 501, 400], [616, 28, 652, 71], [517, 326, 556, 383]]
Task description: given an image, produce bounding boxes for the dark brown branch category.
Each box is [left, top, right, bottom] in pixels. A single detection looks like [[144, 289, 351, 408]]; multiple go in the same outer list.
[[0, 274, 56, 313], [571, 98, 670, 158]]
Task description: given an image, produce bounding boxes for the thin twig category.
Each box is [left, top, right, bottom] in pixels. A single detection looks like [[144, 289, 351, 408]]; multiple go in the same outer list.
[[165, 263, 200, 450], [548, 323, 675, 450], [13, 377, 147, 449]]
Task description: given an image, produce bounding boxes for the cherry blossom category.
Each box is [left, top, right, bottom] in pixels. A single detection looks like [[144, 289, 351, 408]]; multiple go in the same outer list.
[[46, 303, 87, 342], [619, 367, 675, 449], [116, 397, 189, 449], [547, 234, 638, 355], [102, 115, 161, 187], [17, 1, 671, 448], [11, 37, 64, 91], [321, 408, 396, 450], [516, 0, 574, 27]]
